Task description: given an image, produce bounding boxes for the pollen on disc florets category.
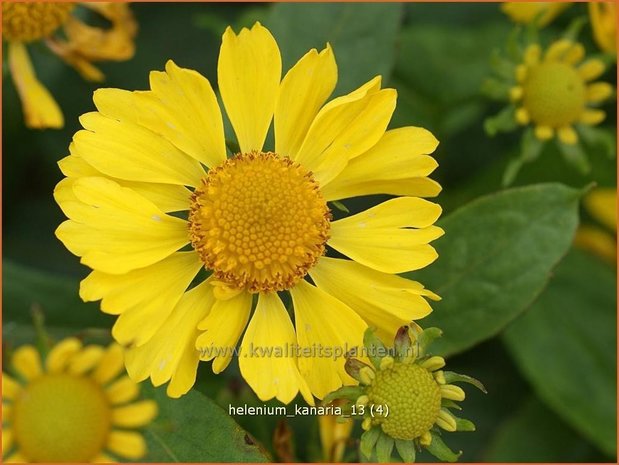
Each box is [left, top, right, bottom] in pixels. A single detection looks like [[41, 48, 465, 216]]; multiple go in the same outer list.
[[2, 2, 75, 42], [12, 374, 111, 462], [367, 363, 442, 440], [189, 151, 331, 293]]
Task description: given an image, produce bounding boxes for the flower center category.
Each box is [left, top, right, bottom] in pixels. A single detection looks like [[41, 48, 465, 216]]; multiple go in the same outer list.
[[1, 2, 74, 42], [11, 374, 111, 462], [189, 152, 331, 293], [523, 61, 586, 127], [367, 363, 442, 440]]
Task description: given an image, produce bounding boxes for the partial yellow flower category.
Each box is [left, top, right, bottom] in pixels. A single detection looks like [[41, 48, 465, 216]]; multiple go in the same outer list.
[[54, 23, 443, 404], [574, 188, 617, 264], [589, 2, 617, 54], [501, 2, 571, 27], [511, 40, 613, 145], [2, 2, 137, 129], [2, 339, 157, 462]]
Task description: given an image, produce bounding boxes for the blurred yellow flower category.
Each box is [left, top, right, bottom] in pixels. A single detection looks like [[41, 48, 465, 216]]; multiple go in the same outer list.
[[2, 2, 137, 129], [511, 40, 613, 145], [501, 2, 570, 27], [319, 401, 354, 462], [589, 2, 617, 53], [2, 339, 157, 462], [54, 22, 442, 403], [574, 188, 617, 264]]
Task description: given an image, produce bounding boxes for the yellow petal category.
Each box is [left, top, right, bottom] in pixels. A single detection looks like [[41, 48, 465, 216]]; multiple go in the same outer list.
[[574, 225, 617, 264], [196, 291, 252, 373], [62, 3, 137, 61], [578, 59, 606, 82], [501, 2, 569, 27], [563, 43, 585, 65], [239, 293, 314, 405], [290, 280, 366, 399], [91, 343, 125, 385], [557, 126, 578, 145], [124, 280, 215, 398], [587, 82, 614, 103], [58, 155, 192, 213], [218, 22, 281, 153], [106, 431, 146, 460], [275, 44, 337, 157], [544, 40, 573, 62], [523, 44, 541, 66], [584, 188, 617, 231], [45, 337, 82, 374], [534, 125, 554, 140], [323, 127, 440, 201], [112, 400, 158, 427], [515, 107, 530, 125], [12, 345, 42, 381], [294, 77, 397, 186], [105, 375, 139, 405], [55, 177, 190, 274], [80, 252, 202, 347], [73, 111, 205, 187], [8, 41, 63, 129], [68, 345, 104, 375], [329, 197, 444, 273], [45, 37, 105, 82], [579, 109, 606, 125], [125, 61, 227, 168], [310, 257, 436, 343], [589, 2, 617, 53], [3, 374, 22, 400]]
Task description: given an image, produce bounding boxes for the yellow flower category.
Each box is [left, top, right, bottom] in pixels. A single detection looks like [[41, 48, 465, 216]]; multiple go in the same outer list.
[[589, 2, 616, 53], [511, 40, 613, 145], [574, 188, 617, 264], [2, 339, 157, 462], [501, 2, 571, 27], [2, 2, 137, 129], [325, 325, 485, 462], [54, 23, 443, 403]]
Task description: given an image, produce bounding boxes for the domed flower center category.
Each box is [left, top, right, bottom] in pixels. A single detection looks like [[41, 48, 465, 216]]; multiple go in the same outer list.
[[367, 363, 442, 440], [523, 61, 586, 127], [2, 2, 74, 42], [189, 152, 331, 293], [11, 374, 111, 462]]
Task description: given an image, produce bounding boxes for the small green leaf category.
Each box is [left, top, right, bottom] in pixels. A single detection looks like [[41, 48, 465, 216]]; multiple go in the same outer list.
[[577, 125, 616, 159], [331, 200, 350, 213], [454, 416, 476, 432], [394, 438, 416, 462], [426, 432, 461, 462], [558, 141, 591, 174], [484, 105, 517, 136], [364, 327, 387, 369], [520, 127, 544, 162], [503, 250, 617, 456], [323, 385, 364, 404], [375, 431, 395, 463], [416, 327, 442, 357], [406, 183, 582, 356], [360, 427, 381, 460], [443, 371, 487, 393]]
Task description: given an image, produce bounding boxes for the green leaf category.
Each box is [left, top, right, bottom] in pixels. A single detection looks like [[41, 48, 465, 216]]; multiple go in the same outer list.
[[426, 432, 461, 462], [375, 431, 395, 463], [364, 327, 387, 368], [2, 260, 112, 329], [443, 371, 487, 393], [394, 438, 416, 462], [407, 183, 582, 356], [484, 105, 517, 137], [360, 427, 381, 460], [558, 141, 591, 174], [143, 385, 271, 462], [484, 397, 604, 462], [503, 250, 617, 456], [266, 3, 403, 94]]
